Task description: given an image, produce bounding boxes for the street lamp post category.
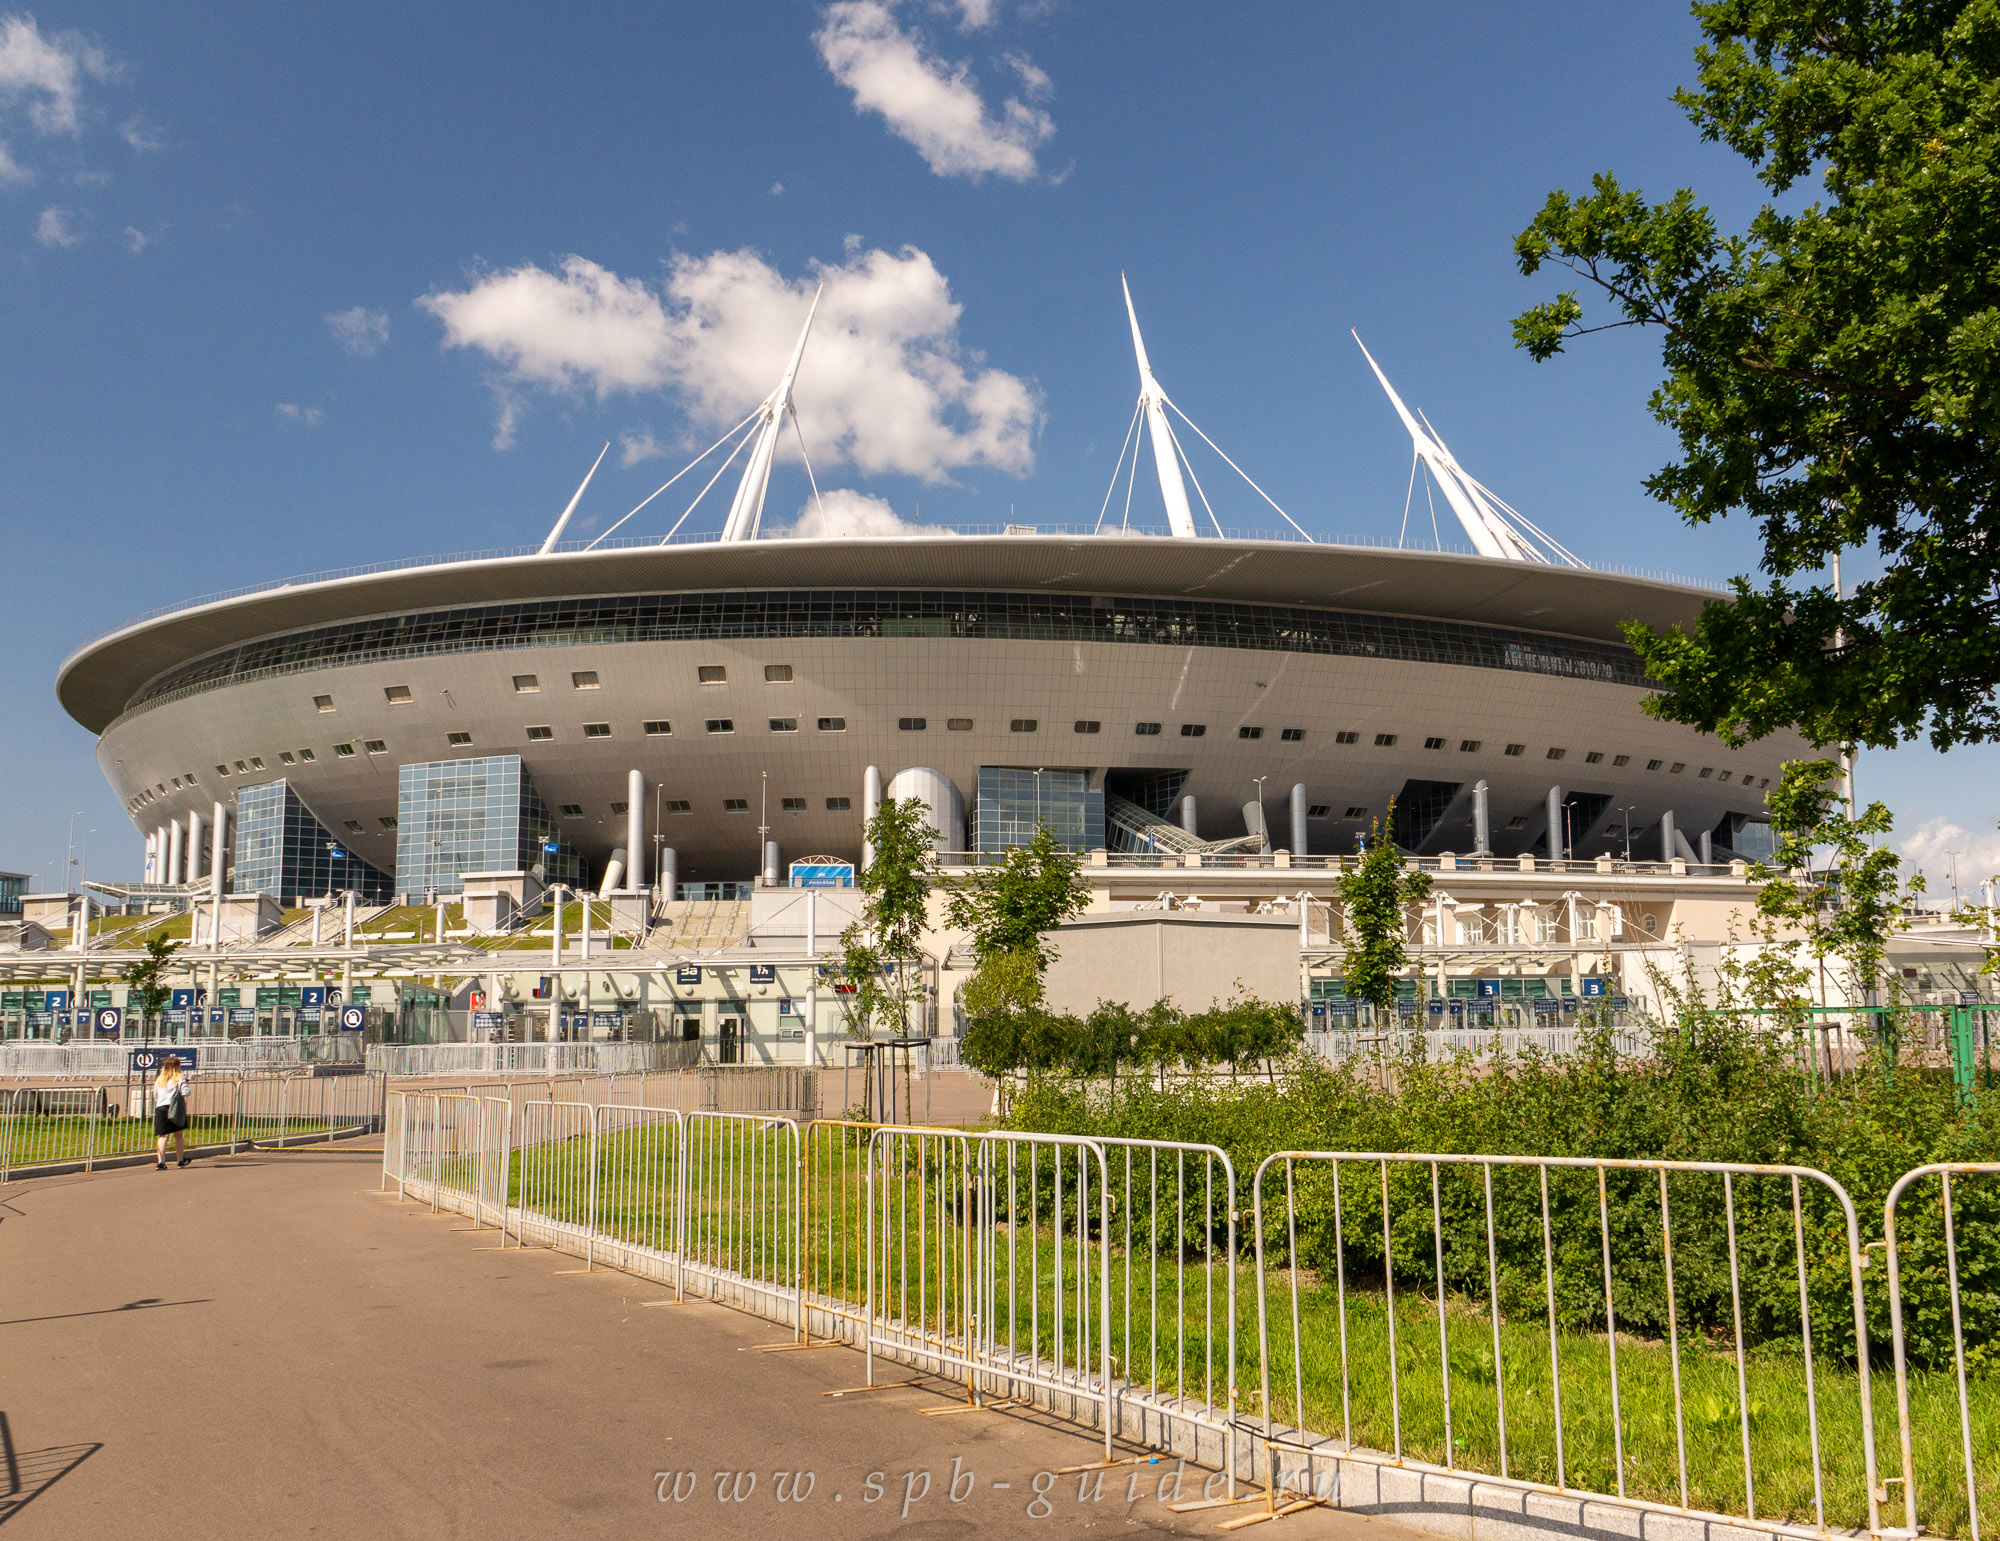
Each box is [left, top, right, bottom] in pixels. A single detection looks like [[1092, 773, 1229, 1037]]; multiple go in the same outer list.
[[1618, 804, 1637, 864], [1252, 776, 1268, 851]]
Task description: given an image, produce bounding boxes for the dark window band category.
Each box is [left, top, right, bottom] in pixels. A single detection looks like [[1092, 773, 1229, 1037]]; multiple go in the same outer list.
[[121, 589, 1647, 718]]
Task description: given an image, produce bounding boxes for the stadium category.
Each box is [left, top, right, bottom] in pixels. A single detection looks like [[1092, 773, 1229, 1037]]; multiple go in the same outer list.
[[57, 289, 1801, 907]]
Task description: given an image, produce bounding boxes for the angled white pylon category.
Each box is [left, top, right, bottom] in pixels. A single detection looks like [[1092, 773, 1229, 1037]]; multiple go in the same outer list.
[[538, 442, 610, 555], [721, 284, 824, 543], [1123, 274, 1198, 539], [1352, 331, 1539, 562]]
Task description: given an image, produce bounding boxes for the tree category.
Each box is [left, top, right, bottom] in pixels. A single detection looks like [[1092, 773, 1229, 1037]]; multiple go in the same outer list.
[[125, 929, 181, 1023], [1512, 2, 2000, 753], [1336, 808, 1432, 1012], [1753, 758, 1915, 1005], [834, 797, 937, 1042], [944, 825, 1093, 971]]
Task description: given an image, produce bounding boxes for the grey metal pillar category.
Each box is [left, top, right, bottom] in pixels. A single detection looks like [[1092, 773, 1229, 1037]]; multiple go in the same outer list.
[[862, 765, 882, 869], [763, 840, 779, 887], [186, 809, 205, 885], [659, 847, 678, 904], [1698, 829, 1713, 865], [1660, 810, 1676, 864], [1290, 783, 1307, 857], [1546, 786, 1564, 862], [1472, 780, 1490, 855], [625, 770, 645, 890], [209, 803, 227, 899], [1180, 795, 1198, 836], [166, 818, 184, 887]]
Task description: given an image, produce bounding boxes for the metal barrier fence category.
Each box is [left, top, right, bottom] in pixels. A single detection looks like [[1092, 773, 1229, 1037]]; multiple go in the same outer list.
[[1, 1036, 360, 1079], [1885, 1162, 2000, 1541], [369, 1042, 686, 1078], [1250, 1151, 1882, 1531], [3, 1072, 385, 1179], [383, 1105, 1993, 1539], [863, 1126, 1115, 1458]]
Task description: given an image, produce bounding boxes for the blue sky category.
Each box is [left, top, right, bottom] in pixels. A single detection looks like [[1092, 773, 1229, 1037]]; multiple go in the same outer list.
[[2, 1, 1992, 894]]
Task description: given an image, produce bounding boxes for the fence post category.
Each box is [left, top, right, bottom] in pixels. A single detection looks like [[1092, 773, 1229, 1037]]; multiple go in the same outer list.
[[278, 1075, 290, 1150], [585, 1106, 600, 1270], [230, 1075, 242, 1154]]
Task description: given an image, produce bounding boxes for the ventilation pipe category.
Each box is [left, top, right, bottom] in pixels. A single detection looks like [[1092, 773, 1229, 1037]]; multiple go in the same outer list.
[[861, 765, 883, 869], [166, 819, 184, 887], [1180, 795, 1198, 837], [144, 832, 157, 884], [186, 809, 205, 885], [600, 848, 626, 897], [1674, 827, 1700, 864], [1241, 800, 1270, 853], [659, 847, 678, 905], [804, 887, 818, 1068], [1546, 786, 1565, 862], [1290, 784, 1308, 858], [763, 841, 780, 888], [1699, 830, 1713, 866], [1472, 780, 1491, 855], [625, 770, 645, 891], [1660, 810, 1677, 864]]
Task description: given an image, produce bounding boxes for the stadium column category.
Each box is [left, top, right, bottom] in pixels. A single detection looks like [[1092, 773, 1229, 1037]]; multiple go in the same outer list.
[[862, 765, 882, 869], [153, 823, 168, 883], [1546, 786, 1564, 863], [210, 802, 227, 904], [143, 831, 156, 884], [625, 770, 645, 893], [1180, 795, 1197, 837], [1290, 783, 1307, 857], [659, 847, 677, 905], [166, 818, 184, 887], [186, 809, 205, 887], [1699, 830, 1713, 865], [1472, 780, 1491, 855], [1660, 810, 1676, 865]]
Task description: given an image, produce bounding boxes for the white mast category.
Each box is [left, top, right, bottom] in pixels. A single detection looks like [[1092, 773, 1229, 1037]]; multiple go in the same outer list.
[[1123, 274, 1198, 539], [1351, 333, 1520, 559], [537, 442, 609, 555], [721, 284, 823, 543]]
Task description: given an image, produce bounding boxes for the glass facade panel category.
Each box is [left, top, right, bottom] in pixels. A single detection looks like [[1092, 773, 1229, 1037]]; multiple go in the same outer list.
[[126, 588, 1650, 719], [232, 779, 392, 904], [0, 873, 24, 915], [972, 767, 1103, 854], [393, 754, 580, 900]]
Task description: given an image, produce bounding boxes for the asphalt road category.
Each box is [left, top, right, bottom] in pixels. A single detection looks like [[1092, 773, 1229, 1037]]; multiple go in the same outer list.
[[0, 1149, 1421, 1539]]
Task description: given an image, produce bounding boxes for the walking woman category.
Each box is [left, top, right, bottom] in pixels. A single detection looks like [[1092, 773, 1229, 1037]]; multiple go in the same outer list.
[[153, 1054, 191, 1169]]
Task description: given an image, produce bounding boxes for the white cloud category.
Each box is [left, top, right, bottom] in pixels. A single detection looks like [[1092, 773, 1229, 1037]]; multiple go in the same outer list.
[[949, 0, 998, 28], [770, 180, 784, 195], [121, 223, 147, 254], [779, 487, 938, 539], [619, 427, 670, 467], [1003, 49, 1051, 101], [0, 139, 27, 184], [276, 402, 324, 427], [33, 202, 78, 246], [420, 243, 1038, 481], [0, 15, 111, 136], [326, 305, 390, 357], [814, 1, 1053, 182], [1897, 816, 2000, 894], [119, 114, 159, 152]]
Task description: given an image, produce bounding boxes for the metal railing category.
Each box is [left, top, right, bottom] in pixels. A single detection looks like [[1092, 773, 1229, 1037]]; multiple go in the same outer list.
[[3, 1072, 385, 1179], [0, 1037, 361, 1078], [1884, 1162, 2000, 1541], [1249, 1150, 1881, 1531], [382, 1102, 1989, 1539], [368, 1042, 680, 1077]]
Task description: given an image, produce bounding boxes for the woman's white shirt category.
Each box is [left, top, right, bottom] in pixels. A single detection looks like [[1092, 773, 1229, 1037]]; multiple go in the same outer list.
[[153, 1076, 186, 1108]]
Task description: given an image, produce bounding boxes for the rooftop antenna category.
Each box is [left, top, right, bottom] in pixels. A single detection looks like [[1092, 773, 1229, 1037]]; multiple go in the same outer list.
[[1352, 331, 1584, 566], [722, 284, 824, 543], [537, 442, 609, 555]]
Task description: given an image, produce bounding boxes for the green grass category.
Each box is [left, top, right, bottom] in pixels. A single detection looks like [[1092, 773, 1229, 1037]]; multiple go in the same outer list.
[[468, 1124, 1994, 1537]]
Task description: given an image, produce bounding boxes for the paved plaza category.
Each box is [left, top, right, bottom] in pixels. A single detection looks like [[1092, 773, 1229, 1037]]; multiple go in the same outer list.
[[2, 1149, 1420, 1539]]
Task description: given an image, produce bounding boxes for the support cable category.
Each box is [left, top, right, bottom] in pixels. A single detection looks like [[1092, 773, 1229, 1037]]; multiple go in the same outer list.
[[659, 420, 762, 545], [1163, 416, 1227, 538], [780, 410, 829, 538], [586, 407, 761, 550], [1093, 399, 1145, 534], [1164, 397, 1314, 541], [1398, 447, 1420, 550]]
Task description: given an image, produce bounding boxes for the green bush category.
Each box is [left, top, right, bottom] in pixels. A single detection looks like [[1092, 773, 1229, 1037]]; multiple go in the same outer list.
[[1004, 1019, 2000, 1370]]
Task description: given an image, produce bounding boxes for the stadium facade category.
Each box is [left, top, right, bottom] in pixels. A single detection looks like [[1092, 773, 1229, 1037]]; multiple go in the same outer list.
[[56, 289, 1802, 907]]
